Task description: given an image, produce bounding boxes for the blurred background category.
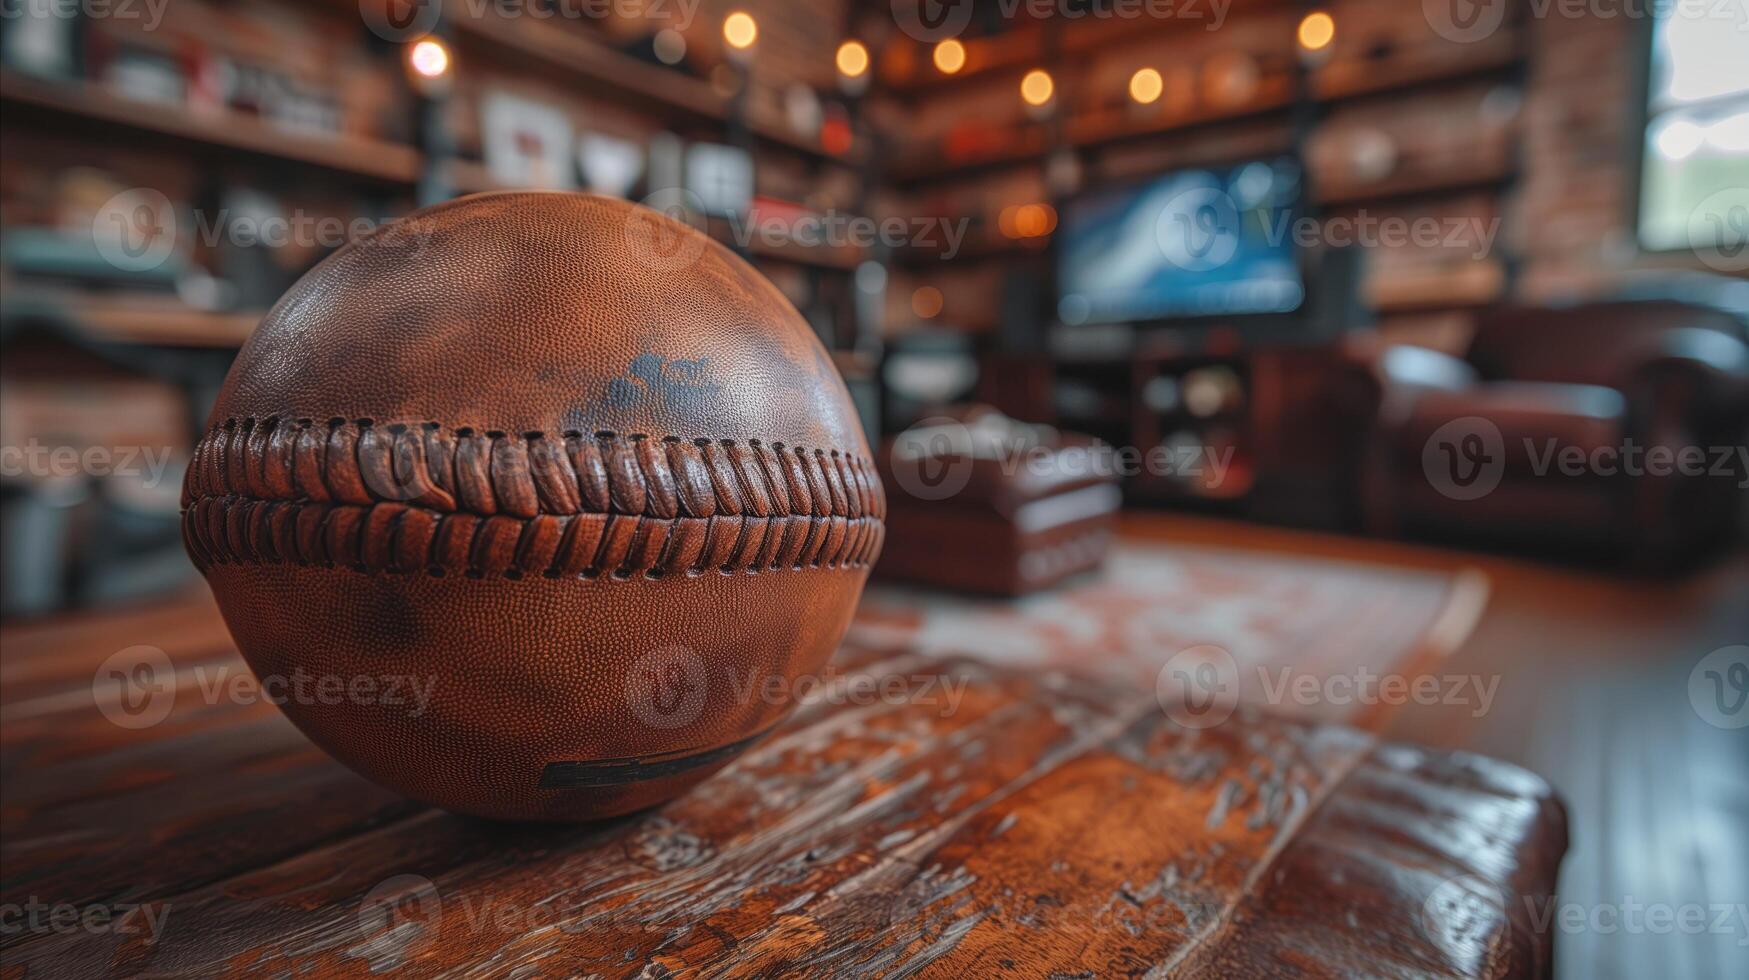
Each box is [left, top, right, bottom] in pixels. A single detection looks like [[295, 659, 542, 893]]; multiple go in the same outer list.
[[1, 3, 1746, 975], [1, 0, 1744, 617]]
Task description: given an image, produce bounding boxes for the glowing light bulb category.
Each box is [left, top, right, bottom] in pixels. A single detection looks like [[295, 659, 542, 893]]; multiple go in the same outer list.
[[408, 38, 450, 80], [934, 39, 966, 75], [1130, 67, 1163, 104], [1298, 11, 1335, 52], [1021, 69, 1054, 107], [723, 11, 757, 51], [836, 40, 869, 78]]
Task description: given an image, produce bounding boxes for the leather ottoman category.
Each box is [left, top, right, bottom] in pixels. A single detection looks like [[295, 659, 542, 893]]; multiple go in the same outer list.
[[876, 409, 1123, 595]]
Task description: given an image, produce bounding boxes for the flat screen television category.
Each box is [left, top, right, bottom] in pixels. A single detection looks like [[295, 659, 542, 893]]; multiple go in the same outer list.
[[1057, 157, 1305, 325]]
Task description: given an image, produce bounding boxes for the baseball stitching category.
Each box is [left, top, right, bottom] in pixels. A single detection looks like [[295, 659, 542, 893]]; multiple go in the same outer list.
[[183, 417, 885, 580]]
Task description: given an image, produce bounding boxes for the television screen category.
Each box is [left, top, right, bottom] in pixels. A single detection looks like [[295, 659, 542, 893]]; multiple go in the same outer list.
[[1057, 158, 1305, 324]]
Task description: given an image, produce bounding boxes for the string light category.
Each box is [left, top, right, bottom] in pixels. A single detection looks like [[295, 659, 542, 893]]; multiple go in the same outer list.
[[835, 40, 869, 78], [723, 11, 758, 50], [1020, 69, 1054, 107], [912, 286, 944, 319], [407, 38, 450, 80], [934, 39, 966, 74], [1129, 67, 1163, 105], [1297, 11, 1335, 52]]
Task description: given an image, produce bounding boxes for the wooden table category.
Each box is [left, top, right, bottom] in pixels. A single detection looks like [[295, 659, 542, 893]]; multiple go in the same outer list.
[[2, 570, 1564, 977]]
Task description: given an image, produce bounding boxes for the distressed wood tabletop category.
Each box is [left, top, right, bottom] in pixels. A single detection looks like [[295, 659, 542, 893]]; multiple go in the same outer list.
[[0, 587, 1565, 978]]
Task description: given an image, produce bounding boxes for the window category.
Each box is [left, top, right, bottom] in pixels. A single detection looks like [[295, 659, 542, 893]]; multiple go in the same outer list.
[[1637, 2, 1749, 261]]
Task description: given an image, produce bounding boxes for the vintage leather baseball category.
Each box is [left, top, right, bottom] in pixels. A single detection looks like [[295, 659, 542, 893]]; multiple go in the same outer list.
[[181, 191, 884, 821]]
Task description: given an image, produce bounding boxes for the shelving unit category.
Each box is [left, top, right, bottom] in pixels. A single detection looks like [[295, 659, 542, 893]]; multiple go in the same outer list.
[[891, 80, 1297, 184], [0, 70, 423, 185], [877, 3, 1533, 519], [451, 15, 865, 165], [1, 4, 880, 355]]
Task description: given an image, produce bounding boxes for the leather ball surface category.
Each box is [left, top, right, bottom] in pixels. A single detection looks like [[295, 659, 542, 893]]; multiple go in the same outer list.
[[182, 192, 884, 821]]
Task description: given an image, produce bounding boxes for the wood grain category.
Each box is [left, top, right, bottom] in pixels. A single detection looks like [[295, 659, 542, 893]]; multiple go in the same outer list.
[[1, 614, 1564, 977]]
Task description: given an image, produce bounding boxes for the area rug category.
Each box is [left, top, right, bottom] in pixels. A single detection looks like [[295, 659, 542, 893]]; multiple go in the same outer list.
[[849, 542, 1489, 729]]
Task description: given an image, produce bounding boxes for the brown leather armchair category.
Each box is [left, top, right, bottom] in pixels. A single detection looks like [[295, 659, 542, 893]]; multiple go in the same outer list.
[[1364, 284, 1749, 568]]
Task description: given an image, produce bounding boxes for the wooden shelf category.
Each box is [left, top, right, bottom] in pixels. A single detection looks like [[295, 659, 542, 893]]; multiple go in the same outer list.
[[1369, 259, 1506, 314], [1311, 32, 1524, 105], [896, 234, 1047, 267], [709, 219, 865, 270], [0, 71, 423, 185], [452, 17, 863, 165], [453, 15, 721, 120], [3, 290, 265, 348], [880, 0, 1297, 96], [1313, 158, 1516, 207], [892, 82, 1294, 185], [742, 234, 863, 270], [74, 298, 262, 347]]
